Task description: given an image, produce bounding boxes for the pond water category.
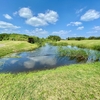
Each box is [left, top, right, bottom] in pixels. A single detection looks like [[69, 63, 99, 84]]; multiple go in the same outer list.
[[0, 44, 100, 73]]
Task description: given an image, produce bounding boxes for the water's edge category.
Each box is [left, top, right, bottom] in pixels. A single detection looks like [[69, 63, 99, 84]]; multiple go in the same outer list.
[[0, 44, 100, 73]]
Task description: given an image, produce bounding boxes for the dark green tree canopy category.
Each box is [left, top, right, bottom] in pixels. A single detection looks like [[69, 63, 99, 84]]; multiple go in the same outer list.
[[47, 35, 61, 41]]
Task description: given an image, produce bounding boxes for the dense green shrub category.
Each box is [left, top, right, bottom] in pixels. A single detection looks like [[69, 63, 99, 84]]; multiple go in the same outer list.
[[47, 35, 61, 41]]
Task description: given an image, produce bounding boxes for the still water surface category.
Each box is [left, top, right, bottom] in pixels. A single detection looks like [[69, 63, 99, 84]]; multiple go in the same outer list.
[[0, 44, 99, 73]]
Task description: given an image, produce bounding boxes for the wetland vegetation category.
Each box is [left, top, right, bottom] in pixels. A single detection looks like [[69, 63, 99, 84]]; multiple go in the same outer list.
[[51, 40, 100, 50], [0, 33, 100, 100]]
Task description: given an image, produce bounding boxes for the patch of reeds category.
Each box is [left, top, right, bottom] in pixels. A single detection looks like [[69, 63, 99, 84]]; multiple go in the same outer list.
[[57, 46, 100, 62], [92, 45, 100, 51], [49, 42, 68, 46]]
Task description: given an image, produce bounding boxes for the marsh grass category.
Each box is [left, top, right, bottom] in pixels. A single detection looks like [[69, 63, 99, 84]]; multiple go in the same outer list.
[[54, 40, 100, 50], [0, 62, 100, 100], [0, 41, 39, 57], [58, 47, 88, 61], [49, 41, 68, 46], [57, 46, 100, 62]]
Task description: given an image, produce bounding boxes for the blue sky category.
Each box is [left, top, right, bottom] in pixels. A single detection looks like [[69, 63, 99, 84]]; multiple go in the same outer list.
[[0, 0, 100, 39]]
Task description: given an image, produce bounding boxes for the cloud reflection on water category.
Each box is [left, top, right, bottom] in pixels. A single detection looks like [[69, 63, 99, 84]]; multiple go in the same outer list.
[[24, 56, 57, 69]]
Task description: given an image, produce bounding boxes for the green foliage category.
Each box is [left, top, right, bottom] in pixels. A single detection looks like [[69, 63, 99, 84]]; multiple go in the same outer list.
[[67, 36, 100, 40], [0, 33, 28, 41], [88, 36, 100, 40], [67, 37, 86, 40], [47, 35, 61, 41], [49, 41, 68, 46], [92, 45, 100, 51], [0, 33, 46, 46], [57, 47, 100, 62]]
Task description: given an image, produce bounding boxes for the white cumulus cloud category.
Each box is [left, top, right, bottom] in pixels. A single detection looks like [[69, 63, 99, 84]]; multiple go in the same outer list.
[[0, 21, 20, 29], [67, 22, 82, 26], [26, 17, 48, 27], [3, 14, 12, 19], [81, 9, 100, 21], [18, 7, 58, 27], [77, 26, 84, 30], [18, 7, 33, 18], [38, 10, 58, 24], [93, 26, 100, 31], [52, 30, 71, 35], [26, 10, 58, 27], [25, 28, 48, 37]]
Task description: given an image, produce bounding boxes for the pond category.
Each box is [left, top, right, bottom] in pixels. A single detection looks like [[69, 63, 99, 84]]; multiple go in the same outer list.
[[0, 44, 100, 73]]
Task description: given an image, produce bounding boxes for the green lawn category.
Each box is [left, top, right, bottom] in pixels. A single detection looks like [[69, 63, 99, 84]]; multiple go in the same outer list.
[[0, 41, 39, 57], [0, 62, 100, 100]]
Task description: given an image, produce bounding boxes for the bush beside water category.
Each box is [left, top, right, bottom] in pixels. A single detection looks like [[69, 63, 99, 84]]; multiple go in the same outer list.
[[57, 46, 100, 62]]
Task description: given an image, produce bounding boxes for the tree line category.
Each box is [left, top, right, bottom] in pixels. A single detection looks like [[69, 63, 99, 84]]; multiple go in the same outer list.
[[0, 33, 100, 42], [67, 36, 100, 40], [0, 33, 41, 43]]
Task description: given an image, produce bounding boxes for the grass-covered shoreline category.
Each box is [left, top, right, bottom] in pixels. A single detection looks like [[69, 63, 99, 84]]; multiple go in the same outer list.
[[51, 40, 100, 50], [0, 41, 39, 57], [0, 40, 100, 99], [0, 62, 100, 100]]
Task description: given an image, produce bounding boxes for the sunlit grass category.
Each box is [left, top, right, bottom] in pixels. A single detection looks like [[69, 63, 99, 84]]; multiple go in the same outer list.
[[0, 41, 39, 57], [57, 40, 100, 50], [0, 62, 100, 100]]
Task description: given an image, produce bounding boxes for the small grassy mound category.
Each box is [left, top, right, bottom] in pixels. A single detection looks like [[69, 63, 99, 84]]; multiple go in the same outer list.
[[0, 41, 39, 57], [0, 62, 100, 100]]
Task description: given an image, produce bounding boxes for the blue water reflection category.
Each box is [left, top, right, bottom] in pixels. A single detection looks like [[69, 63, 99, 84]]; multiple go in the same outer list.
[[0, 44, 99, 73]]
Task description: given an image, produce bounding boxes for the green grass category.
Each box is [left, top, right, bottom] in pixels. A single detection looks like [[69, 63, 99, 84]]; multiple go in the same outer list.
[[54, 40, 100, 50], [0, 62, 100, 100], [0, 40, 100, 99], [0, 41, 39, 57], [57, 46, 100, 62]]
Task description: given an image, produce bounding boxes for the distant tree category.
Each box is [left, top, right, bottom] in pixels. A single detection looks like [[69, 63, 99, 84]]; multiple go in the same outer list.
[[47, 35, 61, 41], [75, 37, 85, 41], [88, 36, 100, 40], [28, 37, 34, 43], [88, 36, 95, 40], [67, 37, 86, 40]]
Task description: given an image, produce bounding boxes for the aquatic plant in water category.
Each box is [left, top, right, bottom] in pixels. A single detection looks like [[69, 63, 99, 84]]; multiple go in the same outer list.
[[57, 46, 100, 62]]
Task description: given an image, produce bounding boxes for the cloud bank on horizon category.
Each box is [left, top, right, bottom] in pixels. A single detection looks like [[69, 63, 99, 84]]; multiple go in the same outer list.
[[0, 0, 100, 38]]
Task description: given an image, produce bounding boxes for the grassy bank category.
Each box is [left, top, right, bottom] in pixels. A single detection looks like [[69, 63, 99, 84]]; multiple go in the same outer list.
[[51, 40, 100, 50], [0, 62, 100, 100], [0, 41, 39, 57]]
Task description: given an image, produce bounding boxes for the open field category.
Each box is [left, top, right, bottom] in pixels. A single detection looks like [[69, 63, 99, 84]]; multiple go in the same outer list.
[[0, 40, 100, 99], [0, 62, 100, 100], [0, 41, 39, 57], [52, 40, 100, 50]]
